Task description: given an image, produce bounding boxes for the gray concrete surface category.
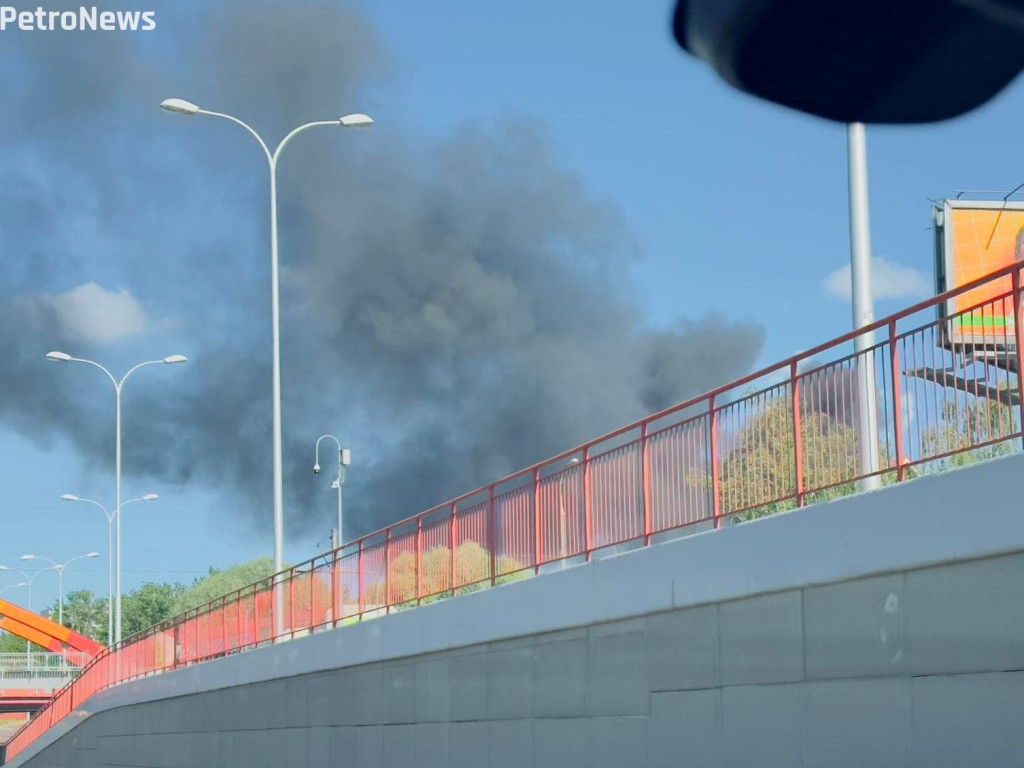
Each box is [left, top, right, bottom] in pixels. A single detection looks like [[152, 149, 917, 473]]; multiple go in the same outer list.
[[11, 453, 1024, 767]]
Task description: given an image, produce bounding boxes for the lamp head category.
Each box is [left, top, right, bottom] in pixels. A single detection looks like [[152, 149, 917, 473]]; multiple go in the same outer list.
[[20, 555, 34, 561], [163, 355, 187, 364], [86, 552, 99, 559], [61, 494, 79, 502], [46, 351, 71, 362], [339, 113, 373, 128], [142, 494, 159, 501], [313, 463, 321, 475], [14, 582, 26, 588], [160, 98, 200, 115]]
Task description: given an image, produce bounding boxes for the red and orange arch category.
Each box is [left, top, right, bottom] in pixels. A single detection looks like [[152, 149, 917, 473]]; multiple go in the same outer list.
[[0, 599, 102, 663]]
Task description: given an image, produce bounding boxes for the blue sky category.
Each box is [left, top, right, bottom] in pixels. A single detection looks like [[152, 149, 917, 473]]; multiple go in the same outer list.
[[1, 0, 1023, 616]]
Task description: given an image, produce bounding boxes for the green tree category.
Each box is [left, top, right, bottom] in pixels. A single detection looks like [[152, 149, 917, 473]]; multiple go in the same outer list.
[[121, 582, 186, 638], [704, 398, 863, 522], [920, 397, 1015, 471], [44, 590, 108, 644], [0, 631, 36, 654], [170, 558, 276, 616]]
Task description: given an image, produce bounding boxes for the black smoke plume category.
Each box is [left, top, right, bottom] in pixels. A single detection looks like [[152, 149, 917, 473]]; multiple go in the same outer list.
[[0, 0, 765, 539]]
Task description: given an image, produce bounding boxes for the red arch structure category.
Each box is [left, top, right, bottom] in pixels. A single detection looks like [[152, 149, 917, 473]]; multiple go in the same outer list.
[[0, 599, 102, 662]]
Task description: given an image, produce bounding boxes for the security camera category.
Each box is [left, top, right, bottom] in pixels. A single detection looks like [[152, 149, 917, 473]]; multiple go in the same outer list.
[[313, 464, 321, 475]]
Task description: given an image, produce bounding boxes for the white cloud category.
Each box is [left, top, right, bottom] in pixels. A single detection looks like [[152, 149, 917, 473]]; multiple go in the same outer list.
[[47, 283, 149, 344], [823, 257, 931, 302]]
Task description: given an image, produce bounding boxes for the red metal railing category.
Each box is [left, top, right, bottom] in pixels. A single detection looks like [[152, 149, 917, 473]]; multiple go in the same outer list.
[[6, 263, 1024, 763]]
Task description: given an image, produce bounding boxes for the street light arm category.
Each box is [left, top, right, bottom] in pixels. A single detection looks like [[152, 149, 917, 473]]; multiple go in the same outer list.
[[315, 434, 342, 466], [119, 359, 168, 388], [25, 556, 58, 570], [70, 497, 113, 523], [197, 109, 273, 166], [273, 121, 339, 164], [66, 357, 118, 390]]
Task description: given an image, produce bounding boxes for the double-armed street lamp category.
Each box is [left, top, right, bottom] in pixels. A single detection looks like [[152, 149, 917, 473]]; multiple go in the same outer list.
[[20, 553, 99, 626], [160, 97, 372, 637], [0, 565, 53, 663], [314, 435, 350, 548], [46, 352, 187, 644], [60, 493, 158, 643]]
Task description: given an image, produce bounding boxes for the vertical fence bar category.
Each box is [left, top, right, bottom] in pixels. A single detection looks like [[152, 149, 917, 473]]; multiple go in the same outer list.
[[384, 528, 391, 613], [642, 422, 653, 544], [583, 447, 593, 561], [791, 362, 805, 506], [416, 516, 424, 604], [889, 320, 906, 481], [1014, 269, 1024, 447], [332, 551, 341, 628], [287, 569, 295, 639], [450, 502, 459, 595], [710, 395, 722, 528], [488, 485, 497, 586], [533, 467, 543, 572], [357, 539, 364, 618]]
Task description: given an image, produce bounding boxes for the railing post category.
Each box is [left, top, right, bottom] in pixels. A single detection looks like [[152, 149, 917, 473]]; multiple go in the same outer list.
[[488, 485, 497, 587], [533, 467, 542, 573], [450, 502, 459, 595], [332, 551, 341, 628], [889, 320, 907, 481], [583, 447, 593, 560], [1013, 268, 1024, 448], [357, 539, 364, 619], [287, 569, 295, 639], [642, 422, 653, 544], [710, 395, 722, 528], [416, 516, 424, 605], [384, 528, 391, 613], [791, 361, 805, 506]]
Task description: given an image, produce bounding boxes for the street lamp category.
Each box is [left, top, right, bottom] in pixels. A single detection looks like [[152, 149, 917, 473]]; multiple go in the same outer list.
[[45, 352, 186, 644], [61, 493, 158, 644], [314, 435, 350, 549], [21, 553, 100, 626], [0, 566, 51, 664], [162, 97, 372, 636]]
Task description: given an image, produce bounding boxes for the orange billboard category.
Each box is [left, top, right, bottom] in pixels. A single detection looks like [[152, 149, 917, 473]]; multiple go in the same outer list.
[[935, 200, 1023, 348]]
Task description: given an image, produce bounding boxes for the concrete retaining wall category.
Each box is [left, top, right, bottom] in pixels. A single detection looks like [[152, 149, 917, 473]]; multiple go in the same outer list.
[[12, 453, 1024, 768]]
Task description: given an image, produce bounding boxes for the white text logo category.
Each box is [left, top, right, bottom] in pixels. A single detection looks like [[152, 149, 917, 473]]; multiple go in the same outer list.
[[0, 6, 156, 31]]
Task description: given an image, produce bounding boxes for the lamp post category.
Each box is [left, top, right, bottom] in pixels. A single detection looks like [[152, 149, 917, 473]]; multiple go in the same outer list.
[[20, 553, 100, 626], [0, 567, 49, 665], [846, 123, 881, 492], [314, 435, 350, 548], [161, 97, 372, 636], [60, 494, 158, 644], [46, 352, 187, 644]]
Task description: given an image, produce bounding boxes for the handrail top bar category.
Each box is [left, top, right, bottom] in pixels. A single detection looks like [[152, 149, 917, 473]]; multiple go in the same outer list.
[[325, 260, 1022, 553]]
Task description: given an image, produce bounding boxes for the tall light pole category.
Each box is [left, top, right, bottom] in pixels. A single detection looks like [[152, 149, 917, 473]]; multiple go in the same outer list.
[[0, 567, 49, 664], [314, 435, 350, 548], [20, 553, 99, 626], [46, 351, 187, 644], [847, 123, 881, 492], [160, 97, 372, 636], [60, 494, 157, 644]]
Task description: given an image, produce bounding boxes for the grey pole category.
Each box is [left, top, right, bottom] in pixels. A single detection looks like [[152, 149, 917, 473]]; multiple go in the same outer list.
[[847, 123, 882, 492]]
